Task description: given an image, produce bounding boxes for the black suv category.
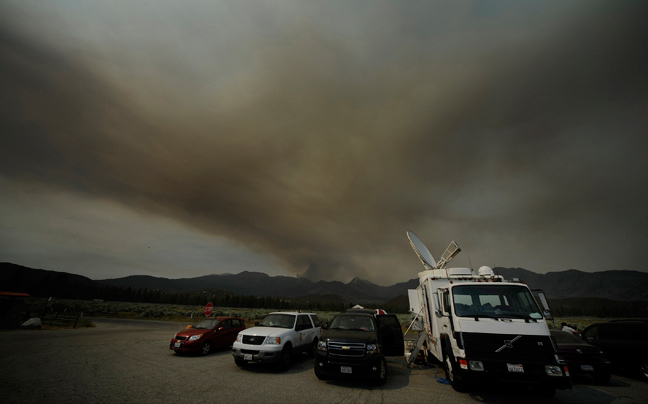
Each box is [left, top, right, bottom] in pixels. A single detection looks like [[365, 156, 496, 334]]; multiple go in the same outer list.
[[580, 320, 648, 381], [314, 309, 404, 384]]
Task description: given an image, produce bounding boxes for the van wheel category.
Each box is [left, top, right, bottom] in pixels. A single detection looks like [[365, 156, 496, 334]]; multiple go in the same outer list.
[[375, 357, 387, 385], [277, 344, 292, 372], [444, 355, 467, 392]]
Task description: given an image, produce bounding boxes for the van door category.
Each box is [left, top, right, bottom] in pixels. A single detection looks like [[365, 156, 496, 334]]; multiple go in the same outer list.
[[376, 314, 405, 356]]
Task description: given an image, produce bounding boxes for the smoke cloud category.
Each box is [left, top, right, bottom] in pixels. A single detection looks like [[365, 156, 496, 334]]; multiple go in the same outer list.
[[1, 1, 647, 284]]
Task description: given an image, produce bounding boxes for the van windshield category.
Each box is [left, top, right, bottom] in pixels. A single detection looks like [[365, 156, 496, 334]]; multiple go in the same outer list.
[[451, 285, 543, 319]]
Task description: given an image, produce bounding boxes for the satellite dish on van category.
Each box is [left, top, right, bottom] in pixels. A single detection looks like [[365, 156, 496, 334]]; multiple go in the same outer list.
[[406, 230, 436, 269], [436, 241, 461, 269]]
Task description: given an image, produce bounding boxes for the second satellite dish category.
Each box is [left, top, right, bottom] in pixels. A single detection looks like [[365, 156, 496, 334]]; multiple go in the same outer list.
[[406, 230, 436, 269]]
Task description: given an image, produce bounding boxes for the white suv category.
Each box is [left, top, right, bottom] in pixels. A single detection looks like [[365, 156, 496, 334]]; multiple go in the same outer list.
[[232, 312, 321, 371]]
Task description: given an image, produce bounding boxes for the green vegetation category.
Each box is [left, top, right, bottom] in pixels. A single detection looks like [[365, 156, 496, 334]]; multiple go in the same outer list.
[[548, 297, 647, 318], [20, 298, 412, 328], [18, 295, 645, 332], [549, 317, 614, 332], [67, 285, 412, 313]]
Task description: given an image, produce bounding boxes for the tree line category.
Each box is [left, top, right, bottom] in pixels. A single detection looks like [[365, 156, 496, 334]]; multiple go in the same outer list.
[[12, 269, 646, 317], [548, 297, 647, 318], [88, 285, 409, 313]]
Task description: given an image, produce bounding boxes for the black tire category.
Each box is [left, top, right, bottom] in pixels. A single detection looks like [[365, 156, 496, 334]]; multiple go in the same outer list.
[[593, 371, 611, 384], [375, 357, 387, 385], [200, 341, 212, 356], [308, 339, 318, 358], [639, 360, 648, 381], [277, 344, 292, 372], [234, 358, 248, 367], [444, 354, 467, 392], [314, 362, 328, 380], [534, 385, 556, 398]]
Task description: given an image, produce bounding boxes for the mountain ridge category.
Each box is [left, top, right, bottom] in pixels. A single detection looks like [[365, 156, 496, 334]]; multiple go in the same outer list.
[[2, 262, 647, 303]]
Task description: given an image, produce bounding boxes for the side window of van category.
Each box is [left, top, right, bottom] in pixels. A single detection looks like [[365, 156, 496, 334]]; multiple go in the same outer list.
[[442, 290, 451, 314]]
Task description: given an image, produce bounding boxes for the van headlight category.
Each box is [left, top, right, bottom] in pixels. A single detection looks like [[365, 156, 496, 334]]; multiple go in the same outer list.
[[366, 344, 378, 354], [318, 340, 327, 351], [235, 334, 242, 343]]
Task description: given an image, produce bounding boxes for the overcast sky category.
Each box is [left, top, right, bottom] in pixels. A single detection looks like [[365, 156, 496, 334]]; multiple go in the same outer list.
[[1, 1, 647, 286]]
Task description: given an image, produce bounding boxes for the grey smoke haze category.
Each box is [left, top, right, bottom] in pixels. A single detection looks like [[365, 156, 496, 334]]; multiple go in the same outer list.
[[1, 1, 647, 285]]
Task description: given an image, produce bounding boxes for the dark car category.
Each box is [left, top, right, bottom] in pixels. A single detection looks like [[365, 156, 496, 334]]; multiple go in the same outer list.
[[170, 317, 246, 355], [580, 320, 648, 381], [314, 309, 404, 384], [550, 329, 611, 384]]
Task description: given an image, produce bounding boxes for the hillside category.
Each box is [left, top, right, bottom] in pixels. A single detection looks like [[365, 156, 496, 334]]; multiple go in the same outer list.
[[493, 267, 648, 301], [2, 262, 647, 305]]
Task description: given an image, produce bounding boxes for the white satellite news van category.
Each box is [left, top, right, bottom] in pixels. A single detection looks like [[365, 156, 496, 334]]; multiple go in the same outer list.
[[405, 231, 571, 396]]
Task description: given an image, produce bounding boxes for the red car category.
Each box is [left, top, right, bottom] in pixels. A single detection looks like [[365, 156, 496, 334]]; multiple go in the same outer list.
[[170, 317, 246, 356]]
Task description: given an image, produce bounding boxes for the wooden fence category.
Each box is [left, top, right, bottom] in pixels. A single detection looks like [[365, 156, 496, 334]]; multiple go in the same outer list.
[[41, 311, 84, 328]]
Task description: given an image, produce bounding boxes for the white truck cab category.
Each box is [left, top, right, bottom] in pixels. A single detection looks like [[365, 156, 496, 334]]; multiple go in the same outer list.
[[406, 231, 571, 397]]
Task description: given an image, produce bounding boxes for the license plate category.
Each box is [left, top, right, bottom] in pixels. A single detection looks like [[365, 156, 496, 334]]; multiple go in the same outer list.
[[341, 366, 352, 374], [507, 363, 524, 373], [581, 364, 594, 371], [244, 354, 252, 361], [174, 342, 181, 348]]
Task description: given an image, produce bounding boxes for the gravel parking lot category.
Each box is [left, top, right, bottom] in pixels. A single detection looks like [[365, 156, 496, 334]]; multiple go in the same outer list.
[[1, 318, 646, 404]]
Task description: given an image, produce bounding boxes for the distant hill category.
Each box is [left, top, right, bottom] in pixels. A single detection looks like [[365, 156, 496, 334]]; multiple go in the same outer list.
[[2, 262, 647, 304], [0, 263, 100, 299], [493, 267, 648, 301], [96, 271, 419, 304]]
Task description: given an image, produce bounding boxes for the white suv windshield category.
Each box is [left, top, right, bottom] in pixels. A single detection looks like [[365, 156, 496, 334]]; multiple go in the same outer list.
[[452, 285, 543, 319], [258, 314, 296, 328]]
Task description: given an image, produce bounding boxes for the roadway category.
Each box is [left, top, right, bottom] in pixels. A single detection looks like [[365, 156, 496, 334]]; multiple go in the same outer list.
[[0, 318, 646, 403]]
